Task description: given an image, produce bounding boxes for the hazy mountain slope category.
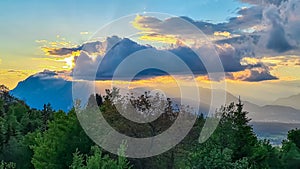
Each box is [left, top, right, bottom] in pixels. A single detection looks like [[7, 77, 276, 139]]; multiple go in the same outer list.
[[128, 86, 300, 123], [251, 121, 300, 145], [273, 94, 300, 110], [10, 70, 73, 111]]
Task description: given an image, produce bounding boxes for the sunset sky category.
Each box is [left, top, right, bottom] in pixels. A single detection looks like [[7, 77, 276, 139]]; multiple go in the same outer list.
[[1, 0, 300, 106]]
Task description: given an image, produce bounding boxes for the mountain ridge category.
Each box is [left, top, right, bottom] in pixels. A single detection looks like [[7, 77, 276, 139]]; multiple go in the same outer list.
[[273, 93, 300, 110], [10, 71, 300, 124]]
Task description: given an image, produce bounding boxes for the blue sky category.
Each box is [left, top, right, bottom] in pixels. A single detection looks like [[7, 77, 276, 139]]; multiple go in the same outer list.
[[0, 0, 248, 64], [0, 0, 248, 76]]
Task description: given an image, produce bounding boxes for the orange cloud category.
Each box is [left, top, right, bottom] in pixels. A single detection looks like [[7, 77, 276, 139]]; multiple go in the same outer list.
[[132, 15, 155, 32], [41, 47, 53, 56], [195, 75, 213, 84], [229, 67, 278, 82], [139, 33, 180, 44], [240, 56, 300, 80], [240, 57, 260, 65], [132, 15, 187, 46], [230, 69, 252, 81], [213, 31, 231, 38], [37, 35, 76, 56]]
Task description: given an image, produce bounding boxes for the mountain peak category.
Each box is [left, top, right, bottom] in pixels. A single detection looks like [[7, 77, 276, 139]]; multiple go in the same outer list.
[[10, 71, 72, 111]]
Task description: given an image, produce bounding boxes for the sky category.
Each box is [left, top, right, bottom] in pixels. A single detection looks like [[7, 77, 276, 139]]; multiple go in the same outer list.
[[0, 0, 246, 84], [0, 0, 300, 105]]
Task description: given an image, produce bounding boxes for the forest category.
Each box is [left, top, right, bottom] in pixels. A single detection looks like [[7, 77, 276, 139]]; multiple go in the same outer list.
[[0, 84, 300, 169]]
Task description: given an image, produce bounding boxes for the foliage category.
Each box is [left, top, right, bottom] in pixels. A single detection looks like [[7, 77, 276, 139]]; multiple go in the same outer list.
[[281, 129, 300, 169], [0, 160, 16, 169], [31, 110, 93, 169], [70, 145, 131, 169]]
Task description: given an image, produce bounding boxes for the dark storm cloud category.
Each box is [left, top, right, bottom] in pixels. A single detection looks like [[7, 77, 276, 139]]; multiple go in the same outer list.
[[225, 6, 264, 31], [266, 23, 293, 52], [264, 7, 294, 52]]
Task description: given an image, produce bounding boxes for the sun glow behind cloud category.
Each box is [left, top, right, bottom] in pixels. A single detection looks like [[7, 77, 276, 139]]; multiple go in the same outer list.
[[36, 35, 83, 71]]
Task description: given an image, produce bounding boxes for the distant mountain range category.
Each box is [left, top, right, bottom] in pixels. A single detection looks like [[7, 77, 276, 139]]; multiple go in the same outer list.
[[273, 94, 300, 110], [251, 122, 300, 145], [11, 70, 300, 124]]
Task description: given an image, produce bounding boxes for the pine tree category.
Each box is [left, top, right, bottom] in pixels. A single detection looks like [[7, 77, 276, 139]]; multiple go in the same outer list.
[[41, 103, 53, 132], [232, 98, 257, 160]]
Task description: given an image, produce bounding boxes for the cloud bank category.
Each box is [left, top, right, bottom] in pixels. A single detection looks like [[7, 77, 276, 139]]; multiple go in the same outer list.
[[41, 0, 300, 82], [71, 36, 274, 82]]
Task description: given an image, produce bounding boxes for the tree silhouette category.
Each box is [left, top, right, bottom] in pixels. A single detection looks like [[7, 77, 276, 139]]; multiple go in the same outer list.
[[41, 103, 54, 132]]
